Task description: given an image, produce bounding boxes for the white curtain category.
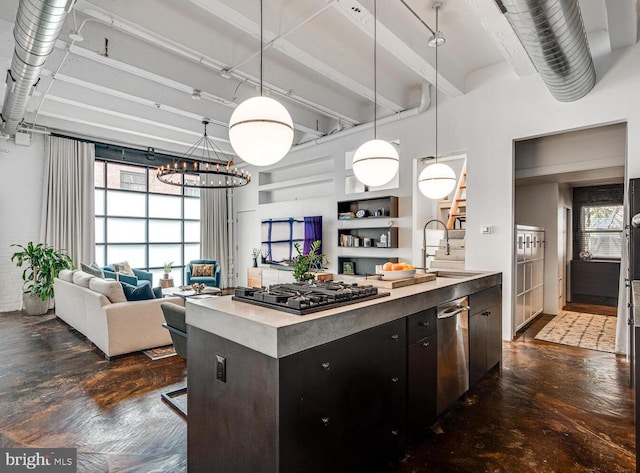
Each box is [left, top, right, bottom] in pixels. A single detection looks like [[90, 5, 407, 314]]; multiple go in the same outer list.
[[40, 136, 95, 266], [200, 188, 229, 288]]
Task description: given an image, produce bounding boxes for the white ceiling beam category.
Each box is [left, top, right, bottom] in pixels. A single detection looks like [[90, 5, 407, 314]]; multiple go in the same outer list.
[[76, 5, 362, 126], [56, 41, 323, 138], [186, 0, 404, 113], [603, 0, 638, 49], [332, 0, 464, 97], [463, 0, 536, 77]]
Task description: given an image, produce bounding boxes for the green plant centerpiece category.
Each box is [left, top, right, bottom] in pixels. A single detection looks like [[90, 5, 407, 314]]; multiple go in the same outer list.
[[163, 261, 173, 278], [292, 240, 325, 283], [10, 242, 74, 315]]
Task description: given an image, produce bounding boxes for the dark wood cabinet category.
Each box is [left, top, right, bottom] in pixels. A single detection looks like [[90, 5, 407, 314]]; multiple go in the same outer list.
[[469, 287, 502, 388]]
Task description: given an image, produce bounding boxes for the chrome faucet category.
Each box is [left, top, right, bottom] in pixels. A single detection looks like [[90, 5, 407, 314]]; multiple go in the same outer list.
[[422, 219, 450, 270]]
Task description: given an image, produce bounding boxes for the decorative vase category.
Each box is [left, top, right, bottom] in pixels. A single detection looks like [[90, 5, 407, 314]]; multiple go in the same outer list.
[[22, 293, 49, 316], [164, 273, 169, 279], [252, 258, 258, 268]]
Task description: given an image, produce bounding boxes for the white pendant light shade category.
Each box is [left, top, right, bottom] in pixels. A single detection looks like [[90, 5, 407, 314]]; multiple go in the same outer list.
[[418, 162, 456, 199], [228, 96, 294, 166], [352, 139, 399, 187]]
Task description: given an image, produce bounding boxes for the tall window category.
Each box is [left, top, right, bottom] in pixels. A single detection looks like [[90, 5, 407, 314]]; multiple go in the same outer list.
[[94, 161, 200, 285], [579, 204, 623, 259]]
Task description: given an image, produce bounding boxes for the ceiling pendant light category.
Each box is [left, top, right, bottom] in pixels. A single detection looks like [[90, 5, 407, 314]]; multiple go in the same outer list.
[[228, 0, 294, 166], [418, 2, 456, 200], [352, 0, 399, 188]]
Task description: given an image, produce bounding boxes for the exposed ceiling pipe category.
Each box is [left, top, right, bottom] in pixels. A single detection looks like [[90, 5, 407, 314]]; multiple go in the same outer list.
[[498, 0, 596, 102], [1, 0, 77, 137]]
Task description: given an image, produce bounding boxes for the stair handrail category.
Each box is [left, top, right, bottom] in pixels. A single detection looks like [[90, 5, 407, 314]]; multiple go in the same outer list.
[[446, 159, 467, 230]]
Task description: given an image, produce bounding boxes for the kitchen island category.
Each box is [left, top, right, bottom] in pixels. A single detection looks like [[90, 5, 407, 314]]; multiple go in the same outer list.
[[186, 270, 502, 473]]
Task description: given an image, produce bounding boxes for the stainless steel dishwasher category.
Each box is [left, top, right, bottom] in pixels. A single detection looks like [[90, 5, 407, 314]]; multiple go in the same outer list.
[[436, 296, 470, 415]]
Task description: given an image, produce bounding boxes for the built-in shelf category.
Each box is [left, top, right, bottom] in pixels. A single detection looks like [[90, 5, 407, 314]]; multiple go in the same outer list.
[[337, 195, 398, 220], [338, 227, 398, 249], [337, 256, 398, 276]]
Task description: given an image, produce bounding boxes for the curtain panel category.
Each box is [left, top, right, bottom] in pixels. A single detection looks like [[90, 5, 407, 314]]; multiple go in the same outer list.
[[40, 136, 95, 266], [201, 188, 229, 288]]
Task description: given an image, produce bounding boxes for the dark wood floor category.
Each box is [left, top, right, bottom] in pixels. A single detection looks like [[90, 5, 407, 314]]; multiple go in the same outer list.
[[0, 310, 634, 473], [563, 302, 618, 316]]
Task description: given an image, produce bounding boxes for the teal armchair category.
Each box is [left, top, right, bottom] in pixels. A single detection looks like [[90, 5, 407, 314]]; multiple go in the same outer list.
[[186, 259, 221, 288]]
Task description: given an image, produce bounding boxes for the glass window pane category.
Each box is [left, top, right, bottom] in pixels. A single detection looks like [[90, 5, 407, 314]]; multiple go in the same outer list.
[[95, 217, 105, 244], [184, 244, 200, 263], [185, 221, 200, 242], [149, 244, 182, 268], [149, 220, 181, 243], [581, 205, 623, 231], [107, 190, 146, 217], [107, 218, 146, 243], [95, 245, 105, 267], [106, 245, 146, 268], [95, 162, 105, 188], [106, 162, 147, 191], [149, 194, 182, 218], [95, 189, 105, 216], [580, 204, 623, 259], [184, 197, 200, 220], [149, 172, 182, 195]]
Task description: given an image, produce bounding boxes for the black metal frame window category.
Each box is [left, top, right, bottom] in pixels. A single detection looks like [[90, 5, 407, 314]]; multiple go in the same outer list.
[[94, 159, 200, 286], [578, 204, 623, 260]]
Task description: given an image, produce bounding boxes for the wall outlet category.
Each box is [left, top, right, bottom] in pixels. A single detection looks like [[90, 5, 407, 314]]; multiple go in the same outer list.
[[216, 354, 226, 382], [481, 226, 492, 234]]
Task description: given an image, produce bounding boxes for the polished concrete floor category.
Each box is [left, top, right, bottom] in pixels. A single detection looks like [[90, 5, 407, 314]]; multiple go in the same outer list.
[[0, 310, 634, 473]]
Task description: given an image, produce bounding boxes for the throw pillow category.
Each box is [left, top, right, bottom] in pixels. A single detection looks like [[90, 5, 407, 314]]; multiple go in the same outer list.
[[112, 261, 135, 276], [89, 278, 127, 303], [81, 262, 105, 279], [152, 286, 163, 299], [58, 269, 76, 283], [120, 280, 155, 301], [192, 263, 214, 277], [72, 270, 95, 288]]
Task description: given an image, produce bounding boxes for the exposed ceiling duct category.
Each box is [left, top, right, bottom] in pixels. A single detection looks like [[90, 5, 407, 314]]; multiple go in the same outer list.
[[498, 0, 596, 102], [1, 0, 76, 137]]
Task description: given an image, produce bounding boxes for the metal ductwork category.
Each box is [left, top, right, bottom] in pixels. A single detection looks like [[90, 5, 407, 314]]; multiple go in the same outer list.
[[499, 0, 596, 102], [1, 0, 76, 136]]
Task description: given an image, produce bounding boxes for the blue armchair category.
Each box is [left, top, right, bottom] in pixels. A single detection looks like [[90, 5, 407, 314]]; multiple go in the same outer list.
[[186, 259, 221, 288], [102, 266, 153, 287]]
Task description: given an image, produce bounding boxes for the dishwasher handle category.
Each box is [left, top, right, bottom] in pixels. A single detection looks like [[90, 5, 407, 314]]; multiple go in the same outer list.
[[437, 306, 470, 319]]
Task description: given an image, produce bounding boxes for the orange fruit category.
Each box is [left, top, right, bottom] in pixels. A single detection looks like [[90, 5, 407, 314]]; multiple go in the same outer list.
[[391, 263, 404, 271], [382, 262, 394, 271], [400, 262, 410, 269], [406, 264, 415, 270]]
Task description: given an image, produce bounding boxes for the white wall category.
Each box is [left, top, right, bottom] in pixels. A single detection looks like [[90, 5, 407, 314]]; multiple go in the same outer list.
[[0, 135, 46, 312], [515, 183, 560, 315]]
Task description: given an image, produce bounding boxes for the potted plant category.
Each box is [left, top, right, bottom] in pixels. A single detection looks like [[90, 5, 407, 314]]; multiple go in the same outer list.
[[251, 248, 261, 268], [10, 242, 74, 315], [163, 261, 173, 279], [292, 240, 325, 283]]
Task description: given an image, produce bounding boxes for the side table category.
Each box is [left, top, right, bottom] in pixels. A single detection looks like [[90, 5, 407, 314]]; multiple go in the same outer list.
[[160, 278, 174, 289]]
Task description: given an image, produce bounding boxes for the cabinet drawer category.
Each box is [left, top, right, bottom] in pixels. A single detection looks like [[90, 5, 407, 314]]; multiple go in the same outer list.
[[299, 318, 406, 391], [469, 286, 501, 314], [407, 307, 437, 344]]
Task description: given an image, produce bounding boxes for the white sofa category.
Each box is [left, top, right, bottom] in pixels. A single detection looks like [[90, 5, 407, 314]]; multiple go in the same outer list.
[[54, 269, 184, 359]]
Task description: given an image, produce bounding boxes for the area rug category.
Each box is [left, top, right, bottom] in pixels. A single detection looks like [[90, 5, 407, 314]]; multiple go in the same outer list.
[[142, 345, 176, 360], [535, 310, 616, 353]]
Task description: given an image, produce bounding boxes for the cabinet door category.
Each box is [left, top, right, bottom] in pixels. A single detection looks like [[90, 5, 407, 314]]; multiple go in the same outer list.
[[408, 333, 437, 442], [469, 311, 487, 388], [485, 304, 502, 372]]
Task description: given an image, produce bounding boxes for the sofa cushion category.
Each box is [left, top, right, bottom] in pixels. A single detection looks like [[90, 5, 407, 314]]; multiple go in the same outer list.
[[112, 261, 135, 276], [192, 263, 214, 277], [152, 286, 163, 299], [120, 280, 155, 301], [81, 262, 105, 279], [89, 278, 127, 303], [58, 269, 76, 283], [73, 270, 95, 288]]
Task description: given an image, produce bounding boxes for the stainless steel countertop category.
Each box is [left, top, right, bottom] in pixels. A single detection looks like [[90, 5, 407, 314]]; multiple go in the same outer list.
[[186, 270, 502, 358]]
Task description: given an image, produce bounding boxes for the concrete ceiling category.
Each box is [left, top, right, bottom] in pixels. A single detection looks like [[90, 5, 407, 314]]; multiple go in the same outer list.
[[0, 0, 637, 160]]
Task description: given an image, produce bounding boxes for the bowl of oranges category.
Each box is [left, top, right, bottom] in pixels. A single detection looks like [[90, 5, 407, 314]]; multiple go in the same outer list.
[[380, 262, 416, 280]]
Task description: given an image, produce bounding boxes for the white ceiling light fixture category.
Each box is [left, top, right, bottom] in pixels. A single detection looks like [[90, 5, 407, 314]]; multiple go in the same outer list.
[[228, 0, 294, 167], [418, 2, 456, 200], [352, 0, 399, 188], [68, 10, 84, 43]]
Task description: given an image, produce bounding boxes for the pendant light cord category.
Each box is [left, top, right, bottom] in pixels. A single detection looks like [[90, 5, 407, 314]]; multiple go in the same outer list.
[[373, 0, 377, 140], [434, 5, 439, 164], [260, 0, 264, 96]]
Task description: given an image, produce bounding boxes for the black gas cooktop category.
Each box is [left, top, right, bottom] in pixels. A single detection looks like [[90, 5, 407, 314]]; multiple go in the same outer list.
[[232, 282, 389, 315]]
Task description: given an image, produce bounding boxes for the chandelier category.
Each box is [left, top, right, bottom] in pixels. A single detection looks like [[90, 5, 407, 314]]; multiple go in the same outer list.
[[156, 119, 251, 189]]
